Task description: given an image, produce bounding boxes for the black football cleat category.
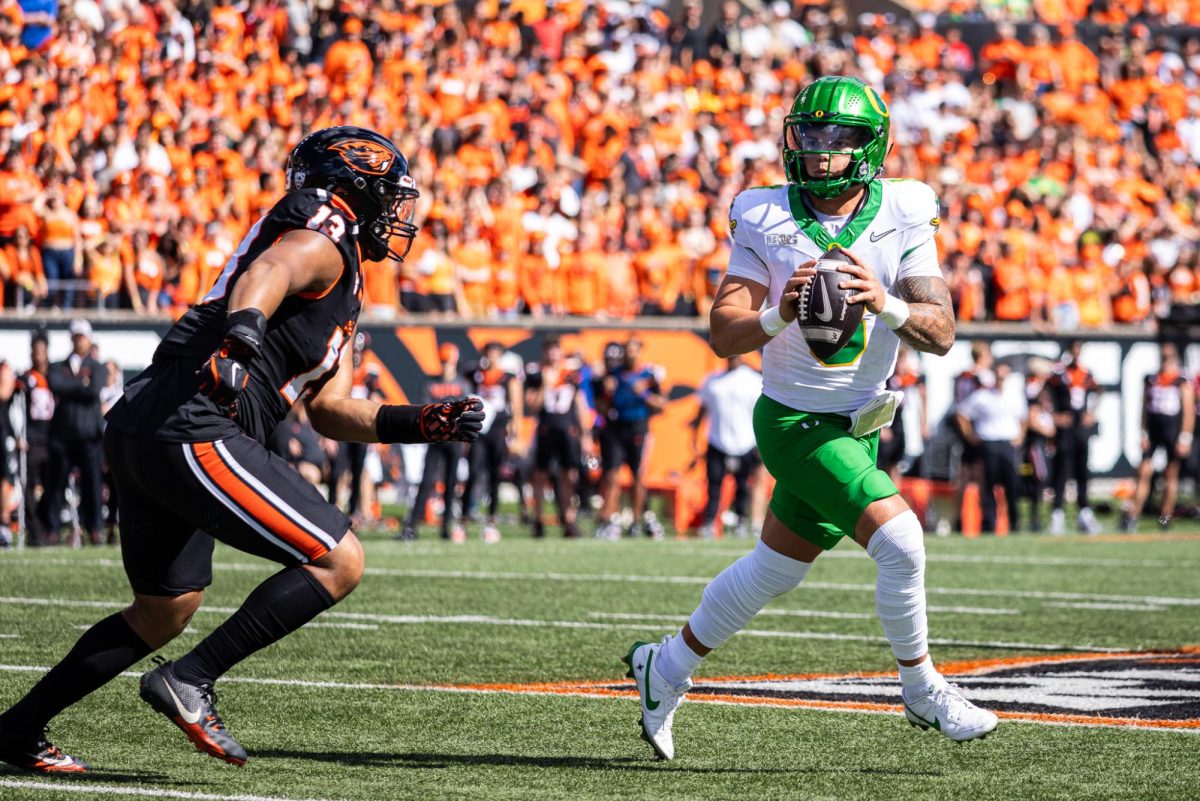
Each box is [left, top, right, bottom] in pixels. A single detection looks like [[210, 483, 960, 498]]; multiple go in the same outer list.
[[139, 661, 247, 766], [0, 727, 90, 773]]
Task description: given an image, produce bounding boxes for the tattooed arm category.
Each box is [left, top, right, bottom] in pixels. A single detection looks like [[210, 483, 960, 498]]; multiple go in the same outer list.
[[894, 276, 956, 356]]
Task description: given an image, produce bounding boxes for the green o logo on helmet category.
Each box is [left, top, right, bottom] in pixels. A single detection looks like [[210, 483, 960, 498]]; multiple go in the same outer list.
[[782, 76, 891, 199]]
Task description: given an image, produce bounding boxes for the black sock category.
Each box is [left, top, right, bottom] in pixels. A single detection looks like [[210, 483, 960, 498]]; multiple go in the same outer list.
[[0, 612, 152, 737], [173, 567, 335, 686]]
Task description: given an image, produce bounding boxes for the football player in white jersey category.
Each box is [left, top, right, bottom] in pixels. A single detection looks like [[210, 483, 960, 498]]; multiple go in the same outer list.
[[623, 76, 997, 759]]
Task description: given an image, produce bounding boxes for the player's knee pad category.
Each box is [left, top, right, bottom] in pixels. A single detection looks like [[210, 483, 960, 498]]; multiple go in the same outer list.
[[867, 510, 927, 660], [690, 539, 812, 649]]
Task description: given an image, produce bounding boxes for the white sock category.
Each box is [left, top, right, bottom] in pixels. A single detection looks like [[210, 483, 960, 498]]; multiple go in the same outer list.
[[656, 631, 704, 687], [867, 510, 937, 681], [898, 658, 942, 692], [658, 540, 812, 686]]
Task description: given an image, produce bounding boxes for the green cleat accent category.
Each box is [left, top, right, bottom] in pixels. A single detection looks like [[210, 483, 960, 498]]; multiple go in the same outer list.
[[622, 641, 648, 679]]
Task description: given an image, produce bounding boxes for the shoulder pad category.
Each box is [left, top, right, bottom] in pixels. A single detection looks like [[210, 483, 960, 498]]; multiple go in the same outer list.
[[884, 178, 940, 231]]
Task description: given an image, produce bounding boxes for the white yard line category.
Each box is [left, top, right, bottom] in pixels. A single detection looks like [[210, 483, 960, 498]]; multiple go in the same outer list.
[[6, 556, 1200, 607], [707, 549, 1199, 569], [592, 603, 1019, 622], [0, 596, 1121, 652], [1043, 601, 1167, 612], [0, 778, 346, 801], [0, 633, 17, 638], [72, 624, 199, 634]]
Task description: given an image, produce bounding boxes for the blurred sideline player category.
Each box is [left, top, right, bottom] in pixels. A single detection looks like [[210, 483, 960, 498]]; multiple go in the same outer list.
[[623, 77, 997, 761], [594, 338, 667, 540], [401, 343, 473, 543], [524, 335, 589, 538], [1046, 340, 1102, 535], [464, 341, 524, 543], [1123, 343, 1194, 531], [689, 354, 762, 539], [0, 127, 483, 773]]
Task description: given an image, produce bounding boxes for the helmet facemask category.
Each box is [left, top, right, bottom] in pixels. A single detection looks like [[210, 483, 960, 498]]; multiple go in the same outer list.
[[783, 121, 876, 199]]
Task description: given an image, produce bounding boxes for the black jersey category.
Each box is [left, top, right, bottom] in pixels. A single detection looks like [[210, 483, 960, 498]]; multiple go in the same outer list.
[[466, 359, 516, 428], [1145, 371, 1186, 420], [525, 361, 580, 428], [106, 188, 364, 444]]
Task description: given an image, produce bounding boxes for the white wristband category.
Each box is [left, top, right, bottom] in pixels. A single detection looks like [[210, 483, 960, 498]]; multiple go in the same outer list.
[[877, 294, 911, 330], [1180, 431, 1194, 446], [759, 305, 788, 337]]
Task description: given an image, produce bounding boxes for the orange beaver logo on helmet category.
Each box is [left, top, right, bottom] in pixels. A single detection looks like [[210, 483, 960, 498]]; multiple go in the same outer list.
[[328, 139, 394, 176]]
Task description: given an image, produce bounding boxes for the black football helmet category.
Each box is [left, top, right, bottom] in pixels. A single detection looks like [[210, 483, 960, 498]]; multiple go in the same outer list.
[[285, 126, 420, 262]]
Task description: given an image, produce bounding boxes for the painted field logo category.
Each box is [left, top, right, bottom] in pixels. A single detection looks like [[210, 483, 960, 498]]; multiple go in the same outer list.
[[451, 651, 1200, 731]]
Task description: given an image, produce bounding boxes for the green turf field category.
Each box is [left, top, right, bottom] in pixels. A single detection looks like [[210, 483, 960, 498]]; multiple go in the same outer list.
[[1, 523, 1198, 801]]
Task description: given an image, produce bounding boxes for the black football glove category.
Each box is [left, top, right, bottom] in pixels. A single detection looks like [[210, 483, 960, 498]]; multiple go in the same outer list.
[[419, 396, 485, 442], [197, 309, 267, 416]]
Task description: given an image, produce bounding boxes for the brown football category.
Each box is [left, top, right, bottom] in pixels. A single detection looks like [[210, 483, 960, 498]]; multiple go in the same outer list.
[[795, 248, 864, 361]]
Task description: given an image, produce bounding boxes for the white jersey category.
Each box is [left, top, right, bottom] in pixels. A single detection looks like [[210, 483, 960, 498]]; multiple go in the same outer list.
[[726, 178, 943, 414]]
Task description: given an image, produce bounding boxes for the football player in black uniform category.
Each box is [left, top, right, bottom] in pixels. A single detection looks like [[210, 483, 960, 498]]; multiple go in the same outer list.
[[1123, 343, 1194, 531], [463, 341, 523, 543], [0, 127, 484, 774], [525, 335, 589, 538]]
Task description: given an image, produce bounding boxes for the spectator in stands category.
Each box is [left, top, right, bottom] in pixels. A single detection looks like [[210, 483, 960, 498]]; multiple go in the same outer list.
[[45, 320, 104, 547], [594, 337, 666, 540], [6, 225, 46, 310], [524, 335, 587, 540], [34, 186, 81, 309], [956, 362, 1027, 534], [17, 330, 54, 545], [1123, 343, 1194, 532], [0, 358, 13, 548], [401, 343, 470, 543], [691, 355, 762, 539], [464, 341, 523, 544], [1046, 340, 1103, 535]]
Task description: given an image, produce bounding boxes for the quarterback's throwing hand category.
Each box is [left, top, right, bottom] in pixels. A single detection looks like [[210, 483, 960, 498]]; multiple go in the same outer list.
[[420, 397, 486, 442], [836, 250, 886, 314], [779, 260, 818, 323]]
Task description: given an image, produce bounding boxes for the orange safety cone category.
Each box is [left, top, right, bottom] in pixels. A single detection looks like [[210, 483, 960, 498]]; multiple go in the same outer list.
[[995, 486, 1010, 536], [960, 483, 981, 538]]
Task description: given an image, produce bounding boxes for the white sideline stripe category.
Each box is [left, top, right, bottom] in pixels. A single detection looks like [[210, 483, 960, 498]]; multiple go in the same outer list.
[[0, 633, 16, 638], [0, 597, 1120, 652], [9, 556, 1200, 609], [305, 621, 380, 630], [0, 778, 345, 801], [1043, 601, 1167, 612], [181, 444, 307, 563]]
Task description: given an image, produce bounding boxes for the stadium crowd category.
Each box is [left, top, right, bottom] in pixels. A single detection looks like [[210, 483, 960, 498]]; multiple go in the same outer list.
[[0, 0, 1198, 326]]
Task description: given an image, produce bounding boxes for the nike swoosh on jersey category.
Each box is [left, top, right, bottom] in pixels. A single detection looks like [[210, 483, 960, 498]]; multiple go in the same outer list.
[[164, 681, 202, 725], [869, 228, 897, 242]]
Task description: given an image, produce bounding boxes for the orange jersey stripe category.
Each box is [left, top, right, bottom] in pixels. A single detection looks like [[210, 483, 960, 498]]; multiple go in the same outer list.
[[190, 442, 327, 561]]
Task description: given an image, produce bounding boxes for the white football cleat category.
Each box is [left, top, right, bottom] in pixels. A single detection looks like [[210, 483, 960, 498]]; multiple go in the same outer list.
[[1077, 507, 1102, 535], [1049, 509, 1066, 536], [903, 682, 998, 742], [622, 637, 690, 760]]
